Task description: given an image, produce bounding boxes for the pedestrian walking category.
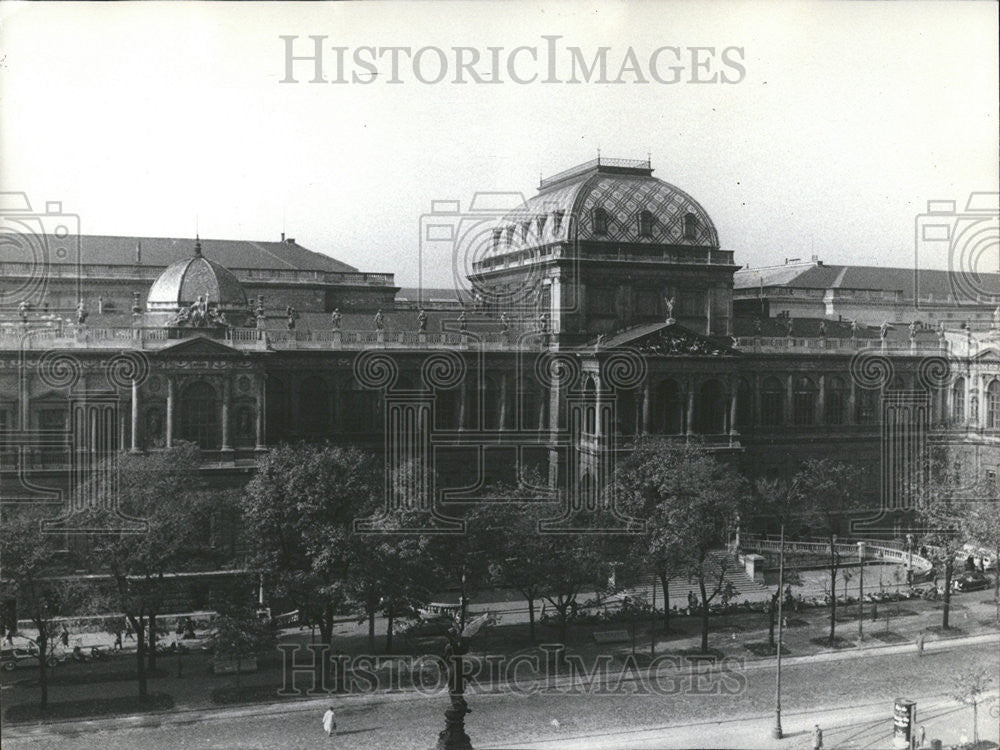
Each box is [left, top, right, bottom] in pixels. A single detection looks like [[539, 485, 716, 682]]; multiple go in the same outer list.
[[812, 724, 823, 750], [113, 630, 123, 652], [918, 725, 926, 747], [872, 602, 878, 622], [322, 706, 337, 737], [915, 633, 925, 657], [125, 622, 134, 642], [60, 626, 69, 648]]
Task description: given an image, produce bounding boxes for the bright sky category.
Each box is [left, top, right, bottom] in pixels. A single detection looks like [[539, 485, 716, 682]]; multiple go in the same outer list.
[[1, 1, 997, 288]]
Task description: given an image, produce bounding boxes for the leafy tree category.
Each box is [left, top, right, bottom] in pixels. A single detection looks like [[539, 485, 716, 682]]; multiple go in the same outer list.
[[0, 507, 82, 710], [914, 455, 974, 631], [947, 665, 994, 745], [794, 458, 864, 645], [242, 444, 379, 674], [614, 439, 748, 653], [959, 484, 1000, 624], [212, 592, 275, 689], [472, 480, 561, 644], [754, 477, 804, 648], [81, 442, 217, 700]]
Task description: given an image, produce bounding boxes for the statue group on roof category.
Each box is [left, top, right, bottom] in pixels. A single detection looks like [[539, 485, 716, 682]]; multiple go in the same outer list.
[[168, 295, 228, 328]]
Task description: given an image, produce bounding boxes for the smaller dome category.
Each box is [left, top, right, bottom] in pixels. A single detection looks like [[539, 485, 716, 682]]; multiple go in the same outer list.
[[146, 238, 248, 312]]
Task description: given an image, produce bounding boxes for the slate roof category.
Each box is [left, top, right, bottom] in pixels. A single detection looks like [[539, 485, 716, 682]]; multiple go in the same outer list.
[[735, 262, 1000, 298], [0, 235, 358, 273]]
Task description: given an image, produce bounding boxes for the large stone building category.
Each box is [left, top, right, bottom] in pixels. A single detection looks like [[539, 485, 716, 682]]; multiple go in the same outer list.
[[2, 158, 998, 551]]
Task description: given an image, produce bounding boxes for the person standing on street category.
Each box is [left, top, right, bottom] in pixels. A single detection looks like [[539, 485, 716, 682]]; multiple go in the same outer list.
[[322, 706, 337, 738], [812, 724, 823, 750]]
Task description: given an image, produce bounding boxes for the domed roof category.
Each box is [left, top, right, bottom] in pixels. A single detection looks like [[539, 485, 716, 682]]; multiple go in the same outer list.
[[146, 238, 247, 312], [492, 158, 719, 253]]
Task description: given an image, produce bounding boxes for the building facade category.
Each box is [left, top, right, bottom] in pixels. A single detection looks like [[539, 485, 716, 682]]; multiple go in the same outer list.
[[2, 159, 998, 546]]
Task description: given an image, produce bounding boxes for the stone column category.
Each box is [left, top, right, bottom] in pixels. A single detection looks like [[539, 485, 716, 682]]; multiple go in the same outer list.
[[165, 376, 175, 448], [255, 375, 266, 451], [686, 378, 696, 436], [641, 380, 650, 434], [818, 374, 826, 425], [784, 374, 794, 426], [498, 373, 508, 431], [728, 379, 738, 438], [130, 378, 141, 453], [847, 372, 857, 426], [220, 377, 232, 455]]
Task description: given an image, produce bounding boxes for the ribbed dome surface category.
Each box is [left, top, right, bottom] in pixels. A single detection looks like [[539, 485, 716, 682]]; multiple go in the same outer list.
[[146, 248, 247, 312]]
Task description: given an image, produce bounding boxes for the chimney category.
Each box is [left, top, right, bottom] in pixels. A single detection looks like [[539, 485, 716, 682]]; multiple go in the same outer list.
[[281, 232, 285, 242], [285, 238, 295, 244]]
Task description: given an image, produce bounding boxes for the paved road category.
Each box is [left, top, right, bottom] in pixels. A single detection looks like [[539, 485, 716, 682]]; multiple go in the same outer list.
[[4, 640, 997, 749]]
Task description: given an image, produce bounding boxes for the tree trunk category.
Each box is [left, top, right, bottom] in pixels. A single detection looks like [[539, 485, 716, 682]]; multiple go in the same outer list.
[[385, 609, 394, 655], [829, 547, 838, 644], [318, 604, 334, 691], [37, 631, 49, 710], [134, 620, 148, 700], [368, 609, 376, 653], [147, 613, 157, 672], [698, 576, 710, 653], [942, 558, 953, 629], [659, 573, 671, 633], [527, 597, 536, 644]]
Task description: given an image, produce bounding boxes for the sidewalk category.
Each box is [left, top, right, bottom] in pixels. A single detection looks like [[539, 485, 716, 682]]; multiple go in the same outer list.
[[4, 629, 997, 740]]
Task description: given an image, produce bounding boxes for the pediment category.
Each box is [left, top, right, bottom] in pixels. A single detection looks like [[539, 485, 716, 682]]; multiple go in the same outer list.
[[157, 336, 240, 356], [596, 322, 738, 357], [972, 347, 1000, 360]]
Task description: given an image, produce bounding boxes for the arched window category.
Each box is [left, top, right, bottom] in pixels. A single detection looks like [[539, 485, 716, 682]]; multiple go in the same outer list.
[[482, 375, 501, 431], [952, 378, 965, 424], [761, 376, 784, 426], [653, 379, 682, 434], [593, 208, 609, 236], [683, 212, 699, 240], [793, 375, 817, 425], [825, 376, 848, 425], [697, 379, 726, 434], [181, 381, 219, 449], [857, 389, 880, 424], [266, 377, 289, 443], [988, 381, 1000, 429], [737, 378, 753, 429], [637, 210, 654, 238], [300, 376, 329, 437], [616, 388, 637, 436], [519, 375, 541, 431]]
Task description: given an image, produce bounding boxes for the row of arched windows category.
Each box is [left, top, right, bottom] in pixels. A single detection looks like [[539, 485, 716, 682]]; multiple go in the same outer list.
[[952, 378, 1000, 428]]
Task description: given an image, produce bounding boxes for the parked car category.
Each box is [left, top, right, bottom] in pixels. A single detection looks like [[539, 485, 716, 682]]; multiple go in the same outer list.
[[953, 571, 992, 592], [1, 637, 64, 671]]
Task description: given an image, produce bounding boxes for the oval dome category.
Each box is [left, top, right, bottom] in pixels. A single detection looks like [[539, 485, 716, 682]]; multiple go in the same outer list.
[[491, 158, 719, 254], [146, 241, 248, 312]]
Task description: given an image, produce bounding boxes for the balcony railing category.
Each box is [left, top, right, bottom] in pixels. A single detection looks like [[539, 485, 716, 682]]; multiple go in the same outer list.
[[735, 336, 948, 353], [0, 325, 540, 352]]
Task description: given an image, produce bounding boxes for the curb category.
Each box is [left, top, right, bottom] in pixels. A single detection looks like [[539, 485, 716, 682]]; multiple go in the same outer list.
[[4, 630, 997, 739]]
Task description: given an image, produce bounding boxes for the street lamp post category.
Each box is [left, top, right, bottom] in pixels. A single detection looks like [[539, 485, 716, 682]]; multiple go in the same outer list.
[[437, 634, 473, 750], [858, 541, 866, 641], [773, 523, 785, 740]]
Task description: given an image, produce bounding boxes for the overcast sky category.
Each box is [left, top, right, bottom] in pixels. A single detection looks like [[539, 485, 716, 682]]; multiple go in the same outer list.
[[1, 1, 997, 289]]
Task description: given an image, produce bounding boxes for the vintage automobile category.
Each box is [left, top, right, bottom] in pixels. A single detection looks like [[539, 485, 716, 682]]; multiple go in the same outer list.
[[952, 571, 992, 592], [1, 637, 66, 671]]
